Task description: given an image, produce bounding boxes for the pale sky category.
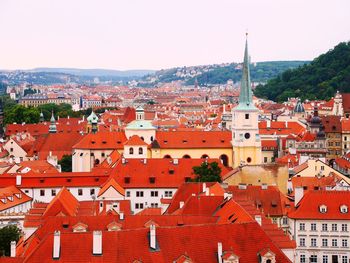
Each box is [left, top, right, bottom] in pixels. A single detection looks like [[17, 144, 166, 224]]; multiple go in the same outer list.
[[0, 0, 349, 70]]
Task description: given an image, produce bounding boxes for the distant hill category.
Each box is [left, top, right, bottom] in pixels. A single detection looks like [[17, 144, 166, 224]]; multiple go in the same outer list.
[[138, 61, 309, 87], [31, 68, 155, 77], [254, 42, 350, 102]]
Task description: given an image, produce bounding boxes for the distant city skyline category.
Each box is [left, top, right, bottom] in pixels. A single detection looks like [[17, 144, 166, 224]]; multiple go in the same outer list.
[[0, 0, 349, 70]]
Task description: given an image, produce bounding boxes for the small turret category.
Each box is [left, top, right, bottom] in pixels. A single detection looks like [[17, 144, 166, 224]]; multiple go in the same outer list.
[[39, 111, 45, 123], [49, 111, 57, 133], [87, 109, 98, 134]]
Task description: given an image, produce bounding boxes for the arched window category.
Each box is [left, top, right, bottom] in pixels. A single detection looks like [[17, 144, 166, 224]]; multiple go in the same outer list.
[[141, 136, 144, 141], [139, 147, 143, 155], [201, 154, 209, 159], [182, 154, 191, 159], [94, 159, 100, 166], [220, 154, 229, 167], [163, 155, 172, 159], [129, 147, 134, 155], [150, 136, 154, 142]]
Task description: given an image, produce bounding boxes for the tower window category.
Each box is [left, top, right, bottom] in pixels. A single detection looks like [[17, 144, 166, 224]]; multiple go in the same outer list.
[[244, 133, 250, 139], [245, 114, 249, 119], [247, 157, 252, 163]]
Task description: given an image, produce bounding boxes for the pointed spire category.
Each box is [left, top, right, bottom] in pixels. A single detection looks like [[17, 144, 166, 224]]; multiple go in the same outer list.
[[238, 33, 253, 107]]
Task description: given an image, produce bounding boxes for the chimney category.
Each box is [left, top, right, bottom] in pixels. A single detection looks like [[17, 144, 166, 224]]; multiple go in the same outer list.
[[173, 158, 178, 165], [202, 183, 207, 193], [255, 215, 262, 226], [217, 242, 223, 263], [179, 201, 184, 209], [53, 231, 60, 259], [238, 183, 247, 190], [16, 175, 22, 186], [261, 183, 268, 190], [150, 224, 156, 250], [294, 186, 304, 205], [119, 211, 124, 220], [205, 187, 210, 196], [266, 120, 271, 128], [92, 231, 102, 255], [122, 157, 126, 164], [143, 158, 147, 164], [10, 241, 16, 257]]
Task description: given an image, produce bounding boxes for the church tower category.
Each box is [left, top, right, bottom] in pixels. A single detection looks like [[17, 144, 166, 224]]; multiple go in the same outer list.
[[232, 34, 262, 167]]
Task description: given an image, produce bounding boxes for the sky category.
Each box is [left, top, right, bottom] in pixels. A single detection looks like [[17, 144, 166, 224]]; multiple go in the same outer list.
[[0, 0, 349, 70]]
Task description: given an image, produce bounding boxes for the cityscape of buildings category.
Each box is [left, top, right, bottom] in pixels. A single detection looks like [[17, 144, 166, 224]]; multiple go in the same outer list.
[[0, 37, 349, 263]]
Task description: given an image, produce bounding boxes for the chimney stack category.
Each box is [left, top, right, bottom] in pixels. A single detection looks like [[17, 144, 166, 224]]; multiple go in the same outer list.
[[202, 183, 206, 193], [150, 224, 156, 250], [217, 242, 223, 263], [53, 231, 60, 259], [179, 201, 184, 209], [92, 231, 102, 255], [10, 241, 16, 257], [16, 175, 22, 186], [294, 186, 304, 205], [205, 187, 210, 196], [119, 211, 124, 220]]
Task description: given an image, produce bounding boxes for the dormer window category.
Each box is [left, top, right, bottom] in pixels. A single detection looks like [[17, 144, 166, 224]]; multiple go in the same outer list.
[[319, 204, 327, 213], [340, 205, 348, 213]]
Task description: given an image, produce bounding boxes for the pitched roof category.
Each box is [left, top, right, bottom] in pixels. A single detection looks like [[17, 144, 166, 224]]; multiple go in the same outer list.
[[124, 135, 148, 146], [289, 190, 350, 220], [73, 131, 127, 149], [98, 178, 125, 197], [0, 185, 32, 212], [156, 131, 232, 148]]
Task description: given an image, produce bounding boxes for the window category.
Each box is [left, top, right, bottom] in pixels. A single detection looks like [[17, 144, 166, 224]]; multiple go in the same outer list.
[[264, 157, 268, 163], [151, 191, 158, 197], [151, 203, 158, 208], [310, 255, 317, 263], [126, 191, 130, 197], [322, 238, 328, 247], [245, 113, 249, 119], [311, 223, 317, 231], [124, 177, 130, 184], [322, 223, 328, 231], [332, 239, 338, 247], [321, 165, 324, 171], [332, 223, 338, 231], [135, 203, 144, 209], [136, 191, 144, 197], [282, 217, 288, 225], [299, 238, 305, 247], [138, 147, 143, 155], [342, 224, 348, 232], [40, 189, 45, 196], [323, 255, 328, 263], [78, 189, 83, 196], [311, 238, 317, 247], [164, 191, 173, 198], [101, 153, 105, 157], [244, 133, 250, 139], [90, 189, 95, 196], [51, 189, 56, 196], [300, 255, 306, 263], [299, 223, 305, 231], [342, 239, 348, 247], [340, 205, 348, 213], [320, 205, 327, 213], [342, 256, 348, 263], [129, 147, 134, 155]]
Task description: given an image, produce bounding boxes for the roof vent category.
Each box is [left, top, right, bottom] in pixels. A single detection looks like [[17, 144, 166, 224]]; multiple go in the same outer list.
[[173, 159, 179, 165]]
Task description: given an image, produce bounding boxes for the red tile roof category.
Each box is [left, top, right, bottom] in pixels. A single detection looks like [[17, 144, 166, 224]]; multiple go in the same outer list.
[[0, 185, 32, 212], [124, 135, 148, 146], [73, 131, 127, 149], [289, 190, 350, 220]]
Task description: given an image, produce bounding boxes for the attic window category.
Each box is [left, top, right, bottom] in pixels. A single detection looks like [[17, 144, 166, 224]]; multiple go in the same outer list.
[[220, 139, 225, 143], [340, 205, 348, 213], [102, 141, 107, 144], [271, 200, 277, 207], [319, 204, 327, 213], [117, 141, 121, 144], [169, 169, 175, 175], [91, 141, 96, 144], [332, 126, 336, 131], [185, 177, 191, 182], [202, 140, 206, 143], [39, 179, 45, 183], [124, 177, 130, 184], [163, 140, 168, 144], [182, 140, 187, 143], [94, 177, 99, 182], [8, 196, 13, 202], [67, 178, 72, 182], [256, 200, 262, 207], [149, 177, 156, 184]]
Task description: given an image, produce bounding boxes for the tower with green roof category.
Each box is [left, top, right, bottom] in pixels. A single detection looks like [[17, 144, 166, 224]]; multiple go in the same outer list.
[[232, 34, 262, 167]]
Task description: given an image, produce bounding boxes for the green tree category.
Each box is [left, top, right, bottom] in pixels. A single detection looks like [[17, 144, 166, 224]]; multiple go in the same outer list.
[[192, 161, 222, 182], [0, 225, 21, 256], [58, 154, 72, 172]]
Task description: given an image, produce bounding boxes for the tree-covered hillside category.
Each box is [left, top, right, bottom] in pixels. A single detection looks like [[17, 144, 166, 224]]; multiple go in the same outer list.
[[254, 42, 350, 102]]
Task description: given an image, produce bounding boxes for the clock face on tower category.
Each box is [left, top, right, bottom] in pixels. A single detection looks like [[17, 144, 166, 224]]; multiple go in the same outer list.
[[244, 133, 250, 139]]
